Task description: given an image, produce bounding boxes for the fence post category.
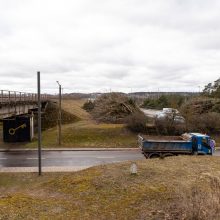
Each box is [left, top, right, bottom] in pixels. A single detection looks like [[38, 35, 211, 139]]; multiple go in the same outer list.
[[1, 90, 3, 105], [8, 91, 11, 114], [19, 92, 21, 114], [14, 91, 17, 114], [8, 91, 11, 103]]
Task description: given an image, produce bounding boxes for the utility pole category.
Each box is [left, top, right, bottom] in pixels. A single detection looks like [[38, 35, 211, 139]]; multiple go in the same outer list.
[[37, 71, 42, 176], [56, 81, 62, 146]]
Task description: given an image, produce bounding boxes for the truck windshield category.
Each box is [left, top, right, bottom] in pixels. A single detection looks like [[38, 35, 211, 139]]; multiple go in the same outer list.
[[202, 137, 209, 147]]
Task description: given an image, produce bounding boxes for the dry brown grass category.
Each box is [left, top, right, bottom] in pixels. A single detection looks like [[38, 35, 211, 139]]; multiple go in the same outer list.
[[61, 99, 91, 120], [1, 156, 220, 219], [166, 174, 220, 220], [25, 99, 137, 148], [27, 120, 137, 148]]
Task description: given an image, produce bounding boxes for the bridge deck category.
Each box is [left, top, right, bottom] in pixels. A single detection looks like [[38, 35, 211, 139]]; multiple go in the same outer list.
[[0, 90, 48, 105], [0, 90, 49, 119]]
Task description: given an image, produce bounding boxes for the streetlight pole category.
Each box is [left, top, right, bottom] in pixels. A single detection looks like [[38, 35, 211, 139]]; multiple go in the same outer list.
[[37, 71, 42, 175], [56, 81, 62, 146]]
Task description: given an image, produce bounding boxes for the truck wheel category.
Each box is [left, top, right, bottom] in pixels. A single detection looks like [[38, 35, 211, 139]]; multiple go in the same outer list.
[[149, 153, 160, 159]]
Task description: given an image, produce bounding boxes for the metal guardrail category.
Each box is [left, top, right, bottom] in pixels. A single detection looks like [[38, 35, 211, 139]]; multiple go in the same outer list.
[[0, 90, 49, 105]]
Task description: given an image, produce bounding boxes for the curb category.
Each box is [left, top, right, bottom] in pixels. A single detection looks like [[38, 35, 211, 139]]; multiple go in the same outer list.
[[0, 166, 91, 173], [0, 148, 139, 152]]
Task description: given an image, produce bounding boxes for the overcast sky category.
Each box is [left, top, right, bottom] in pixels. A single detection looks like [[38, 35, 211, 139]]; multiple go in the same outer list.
[[0, 0, 220, 93]]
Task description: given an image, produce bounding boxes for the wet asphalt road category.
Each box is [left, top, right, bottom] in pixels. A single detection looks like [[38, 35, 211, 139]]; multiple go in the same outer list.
[[0, 150, 144, 168], [0, 150, 219, 168]]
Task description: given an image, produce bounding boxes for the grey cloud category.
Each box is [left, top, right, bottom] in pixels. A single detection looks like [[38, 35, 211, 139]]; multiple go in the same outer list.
[[102, 70, 129, 79], [150, 64, 192, 73], [123, 0, 220, 35], [149, 64, 194, 81], [196, 34, 220, 50], [0, 0, 220, 93]]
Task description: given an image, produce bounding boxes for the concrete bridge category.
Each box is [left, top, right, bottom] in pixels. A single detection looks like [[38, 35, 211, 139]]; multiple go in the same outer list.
[[0, 90, 49, 119]]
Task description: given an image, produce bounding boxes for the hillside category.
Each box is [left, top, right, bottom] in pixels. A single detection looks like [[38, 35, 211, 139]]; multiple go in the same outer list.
[[61, 99, 91, 120], [26, 99, 137, 148], [0, 156, 220, 219], [180, 97, 220, 115]]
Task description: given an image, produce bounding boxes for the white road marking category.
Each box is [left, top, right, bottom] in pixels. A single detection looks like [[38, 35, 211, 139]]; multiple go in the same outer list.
[[0, 158, 7, 160]]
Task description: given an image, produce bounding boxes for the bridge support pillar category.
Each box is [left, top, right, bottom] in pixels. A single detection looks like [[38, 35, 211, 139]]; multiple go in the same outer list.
[[3, 114, 34, 142]]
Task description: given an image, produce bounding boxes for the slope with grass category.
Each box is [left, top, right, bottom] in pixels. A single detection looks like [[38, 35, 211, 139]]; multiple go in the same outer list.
[[27, 120, 137, 148], [1, 156, 220, 219], [26, 99, 137, 148], [61, 99, 91, 120]]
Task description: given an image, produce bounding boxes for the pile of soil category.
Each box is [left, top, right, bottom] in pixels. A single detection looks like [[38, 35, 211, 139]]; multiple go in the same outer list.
[[141, 135, 183, 141]]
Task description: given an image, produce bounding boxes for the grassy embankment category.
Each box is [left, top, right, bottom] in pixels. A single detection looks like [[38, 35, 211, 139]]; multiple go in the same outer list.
[[26, 99, 137, 148], [1, 156, 220, 219]]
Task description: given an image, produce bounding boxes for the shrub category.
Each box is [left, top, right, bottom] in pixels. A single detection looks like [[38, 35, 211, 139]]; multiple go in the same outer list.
[[212, 103, 220, 113], [82, 100, 95, 112], [155, 116, 186, 135], [41, 102, 79, 130], [141, 96, 169, 110], [142, 94, 187, 110], [180, 97, 220, 115], [126, 112, 148, 133], [186, 112, 220, 133]]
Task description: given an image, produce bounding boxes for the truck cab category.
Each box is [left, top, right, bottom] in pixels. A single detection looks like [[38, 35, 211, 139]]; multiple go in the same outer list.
[[190, 133, 213, 155]]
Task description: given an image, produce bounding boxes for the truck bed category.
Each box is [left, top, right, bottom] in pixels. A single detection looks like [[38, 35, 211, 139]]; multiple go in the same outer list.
[[138, 135, 192, 153]]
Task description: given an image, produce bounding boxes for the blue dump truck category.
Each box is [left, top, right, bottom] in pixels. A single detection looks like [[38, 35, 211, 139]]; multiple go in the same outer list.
[[138, 133, 214, 159]]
